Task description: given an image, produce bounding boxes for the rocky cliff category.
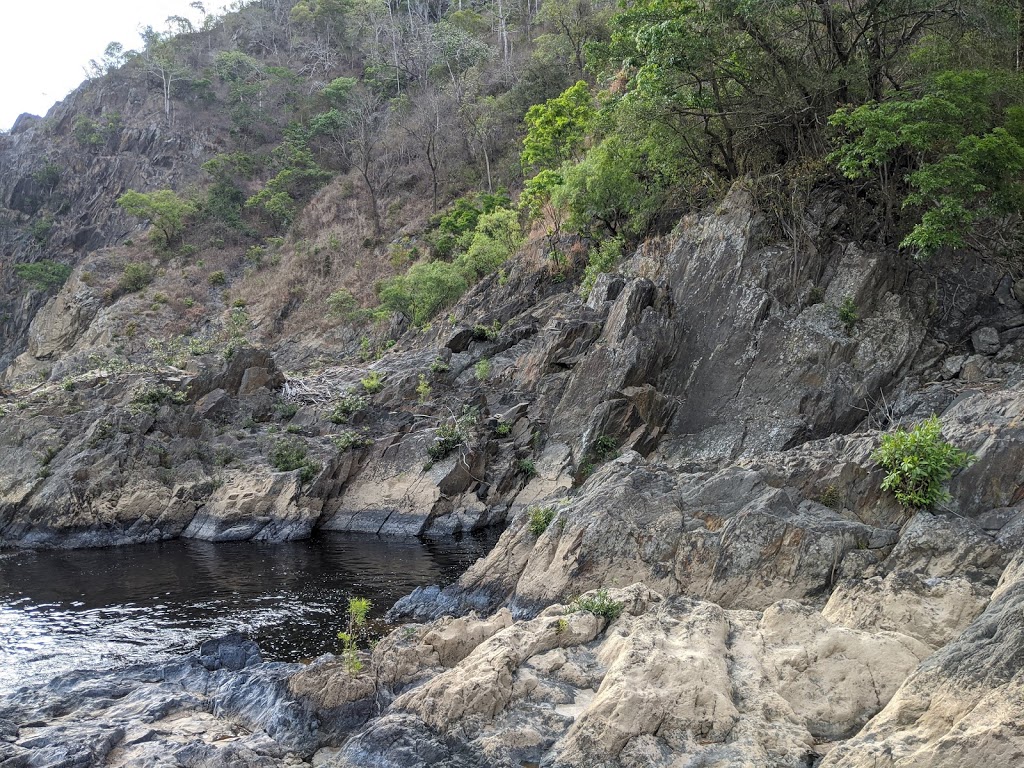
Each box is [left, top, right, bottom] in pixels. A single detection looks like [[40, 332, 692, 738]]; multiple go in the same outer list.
[[1, 180, 1023, 765]]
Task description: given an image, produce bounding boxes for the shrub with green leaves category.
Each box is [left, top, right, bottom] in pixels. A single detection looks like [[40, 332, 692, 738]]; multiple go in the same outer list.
[[527, 505, 555, 535], [580, 238, 623, 298], [427, 408, 477, 461], [569, 589, 623, 622], [361, 371, 385, 393], [117, 189, 197, 247], [839, 296, 858, 334], [473, 358, 492, 381], [872, 415, 974, 509], [329, 392, 367, 423], [116, 263, 154, 295], [269, 438, 320, 483], [14, 261, 72, 290], [337, 596, 372, 675]]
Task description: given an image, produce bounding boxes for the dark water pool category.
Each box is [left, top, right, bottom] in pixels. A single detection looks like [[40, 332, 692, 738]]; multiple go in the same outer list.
[[0, 532, 494, 693]]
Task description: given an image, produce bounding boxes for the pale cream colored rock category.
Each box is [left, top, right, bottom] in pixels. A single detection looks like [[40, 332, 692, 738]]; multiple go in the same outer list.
[[822, 572, 989, 649], [822, 552, 1024, 768]]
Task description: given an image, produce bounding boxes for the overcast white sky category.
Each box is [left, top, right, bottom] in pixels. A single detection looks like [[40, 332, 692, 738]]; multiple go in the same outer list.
[[0, 1, 229, 130]]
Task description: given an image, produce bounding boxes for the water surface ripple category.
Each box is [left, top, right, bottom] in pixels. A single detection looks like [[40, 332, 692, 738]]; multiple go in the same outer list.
[[0, 532, 493, 693]]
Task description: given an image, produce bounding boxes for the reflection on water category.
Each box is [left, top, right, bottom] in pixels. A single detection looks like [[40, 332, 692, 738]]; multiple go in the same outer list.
[[0, 532, 494, 693]]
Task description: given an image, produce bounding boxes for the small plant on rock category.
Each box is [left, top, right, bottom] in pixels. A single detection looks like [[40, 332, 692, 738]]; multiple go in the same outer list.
[[337, 597, 372, 675], [872, 415, 974, 510], [331, 429, 371, 452], [527, 505, 556, 535], [473, 357, 492, 382], [329, 392, 367, 423], [569, 589, 624, 622], [429, 356, 450, 374], [838, 296, 858, 334], [427, 407, 477, 461], [416, 374, 432, 404], [494, 420, 512, 437], [361, 371, 385, 394], [269, 438, 320, 484], [472, 320, 502, 341], [517, 458, 538, 478]]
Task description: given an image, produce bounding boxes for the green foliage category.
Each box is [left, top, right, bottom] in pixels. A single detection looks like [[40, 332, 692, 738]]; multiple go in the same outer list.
[[569, 589, 623, 622], [590, 434, 618, 461], [458, 208, 524, 281], [427, 408, 477, 461], [429, 191, 511, 259], [871, 415, 974, 510], [246, 124, 331, 230], [416, 374, 432, 404], [494, 420, 512, 437], [13, 261, 72, 290], [326, 288, 367, 321], [130, 383, 187, 413], [580, 238, 622, 298], [73, 114, 120, 147], [269, 437, 320, 483], [517, 458, 538, 478], [839, 296, 859, 334], [378, 261, 468, 327], [32, 162, 61, 192], [337, 596, 372, 675], [429, 356, 450, 374], [116, 263, 155, 295], [117, 189, 197, 247], [360, 371, 385, 393], [331, 429, 371, 452], [208, 270, 227, 286], [527, 505, 556, 535], [830, 69, 1024, 255], [473, 358, 492, 381], [472, 320, 502, 341], [522, 81, 595, 173], [329, 392, 367, 423]]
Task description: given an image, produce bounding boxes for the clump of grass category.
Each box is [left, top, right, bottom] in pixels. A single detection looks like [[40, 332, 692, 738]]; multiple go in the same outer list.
[[269, 438, 320, 484], [527, 505, 556, 536], [569, 589, 623, 622]]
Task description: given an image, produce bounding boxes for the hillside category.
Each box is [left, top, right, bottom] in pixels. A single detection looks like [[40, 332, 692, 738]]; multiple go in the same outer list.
[[1, 0, 1024, 766]]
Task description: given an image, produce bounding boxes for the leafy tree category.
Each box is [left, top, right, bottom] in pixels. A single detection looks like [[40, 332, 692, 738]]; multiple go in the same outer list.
[[377, 260, 468, 326], [831, 69, 1024, 255], [521, 81, 595, 173], [117, 189, 197, 247]]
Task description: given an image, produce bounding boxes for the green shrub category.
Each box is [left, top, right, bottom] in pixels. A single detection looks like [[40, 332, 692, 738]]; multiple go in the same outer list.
[[269, 438, 320, 483], [129, 383, 187, 413], [517, 458, 537, 478], [429, 356, 450, 374], [527, 505, 555, 535], [580, 238, 623, 298], [473, 358, 492, 381], [332, 430, 371, 451], [117, 262, 154, 295], [208, 270, 227, 286], [591, 434, 618, 461], [872, 415, 974, 509], [329, 392, 367, 423], [839, 296, 858, 334], [569, 589, 623, 622], [427, 408, 477, 461], [494, 420, 512, 437], [361, 371, 385, 393], [337, 596, 372, 675], [14, 261, 72, 290], [473, 320, 502, 341], [416, 374, 432, 404]]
